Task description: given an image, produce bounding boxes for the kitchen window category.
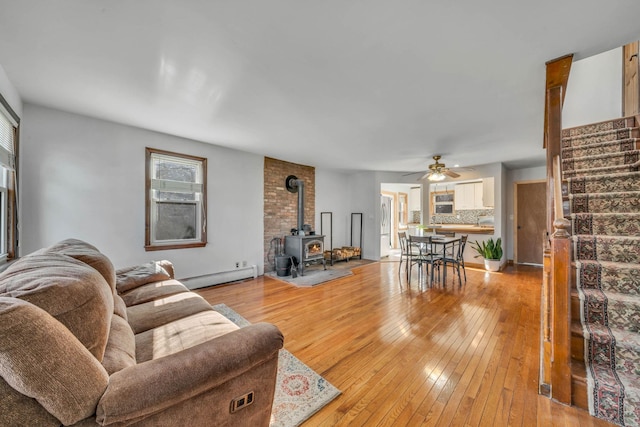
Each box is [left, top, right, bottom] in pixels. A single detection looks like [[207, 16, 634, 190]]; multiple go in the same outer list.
[[145, 148, 207, 251], [431, 191, 455, 215]]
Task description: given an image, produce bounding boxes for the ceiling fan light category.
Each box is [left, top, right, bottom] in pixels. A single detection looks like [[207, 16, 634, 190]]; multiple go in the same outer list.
[[428, 171, 446, 181]]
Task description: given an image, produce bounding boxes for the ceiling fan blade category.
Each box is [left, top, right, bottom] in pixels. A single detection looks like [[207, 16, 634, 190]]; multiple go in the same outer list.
[[419, 172, 430, 181], [444, 170, 460, 178]]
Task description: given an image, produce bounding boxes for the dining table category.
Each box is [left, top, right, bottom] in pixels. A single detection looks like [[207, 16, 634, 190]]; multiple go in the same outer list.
[[409, 234, 462, 284]]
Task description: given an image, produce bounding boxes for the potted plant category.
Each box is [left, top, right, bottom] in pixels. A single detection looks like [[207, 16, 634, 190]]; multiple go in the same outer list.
[[471, 237, 503, 272]]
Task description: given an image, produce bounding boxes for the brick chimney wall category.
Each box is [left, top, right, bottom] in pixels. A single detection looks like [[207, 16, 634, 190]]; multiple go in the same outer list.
[[264, 157, 315, 272]]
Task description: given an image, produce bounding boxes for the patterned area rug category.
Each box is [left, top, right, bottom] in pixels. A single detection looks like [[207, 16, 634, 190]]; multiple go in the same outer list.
[[266, 268, 353, 287], [266, 258, 374, 287], [212, 304, 341, 426]]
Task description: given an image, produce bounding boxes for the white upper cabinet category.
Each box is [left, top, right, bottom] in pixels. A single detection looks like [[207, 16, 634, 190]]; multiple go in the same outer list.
[[409, 187, 421, 211], [482, 177, 495, 207], [454, 178, 494, 210], [454, 183, 476, 210], [474, 182, 484, 208]]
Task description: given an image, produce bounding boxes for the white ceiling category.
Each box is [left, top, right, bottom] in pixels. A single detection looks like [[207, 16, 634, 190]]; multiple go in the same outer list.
[[1, 1, 639, 174]]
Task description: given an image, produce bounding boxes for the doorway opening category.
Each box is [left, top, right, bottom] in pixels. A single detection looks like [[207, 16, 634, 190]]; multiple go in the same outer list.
[[380, 183, 422, 260]]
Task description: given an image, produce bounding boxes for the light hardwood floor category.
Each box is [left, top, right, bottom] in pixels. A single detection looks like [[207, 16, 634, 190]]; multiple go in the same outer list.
[[196, 260, 613, 426]]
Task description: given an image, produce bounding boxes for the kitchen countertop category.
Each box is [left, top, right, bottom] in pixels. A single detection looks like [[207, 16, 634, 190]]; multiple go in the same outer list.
[[423, 224, 494, 235]]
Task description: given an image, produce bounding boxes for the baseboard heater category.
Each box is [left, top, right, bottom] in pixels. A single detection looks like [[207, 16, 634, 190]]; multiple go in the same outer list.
[[181, 265, 258, 290]]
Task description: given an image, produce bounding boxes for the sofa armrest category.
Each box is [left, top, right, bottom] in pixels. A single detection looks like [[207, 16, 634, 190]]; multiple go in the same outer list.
[[96, 322, 283, 426]]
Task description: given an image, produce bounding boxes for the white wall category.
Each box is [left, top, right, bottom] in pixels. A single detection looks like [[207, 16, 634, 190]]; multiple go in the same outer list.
[[315, 169, 353, 249], [20, 104, 264, 278], [563, 47, 622, 129], [347, 171, 378, 260], [0, 64, 22, 118]]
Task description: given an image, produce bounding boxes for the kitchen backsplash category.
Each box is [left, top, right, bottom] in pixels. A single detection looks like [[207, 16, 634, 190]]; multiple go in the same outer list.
[[431, 209, 495, 225]]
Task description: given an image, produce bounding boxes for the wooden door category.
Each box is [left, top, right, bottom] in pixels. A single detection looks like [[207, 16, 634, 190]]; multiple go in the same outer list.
[[515, 181, 546, 265], [623, 41, 640, 116]]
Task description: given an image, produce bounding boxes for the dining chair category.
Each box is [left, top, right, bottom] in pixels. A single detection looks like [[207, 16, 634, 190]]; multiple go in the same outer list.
[[440, 234, 468, 286], [397, 231, 411, 279], [408, 235, 442, 286]]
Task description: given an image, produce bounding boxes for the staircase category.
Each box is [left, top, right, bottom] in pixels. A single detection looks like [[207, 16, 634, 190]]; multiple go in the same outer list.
[[562, 116, 640, 426]]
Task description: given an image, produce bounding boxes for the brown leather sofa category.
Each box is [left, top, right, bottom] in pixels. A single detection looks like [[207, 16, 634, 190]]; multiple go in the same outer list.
[[0, 239, 283, 426]]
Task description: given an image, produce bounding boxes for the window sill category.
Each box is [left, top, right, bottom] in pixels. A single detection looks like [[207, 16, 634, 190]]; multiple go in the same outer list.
[[145, 242, 207, 251]]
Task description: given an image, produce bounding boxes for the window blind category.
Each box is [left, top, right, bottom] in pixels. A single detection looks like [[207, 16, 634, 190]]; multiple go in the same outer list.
[[0, 109, 15, 170], [151, 179, 203, 193]]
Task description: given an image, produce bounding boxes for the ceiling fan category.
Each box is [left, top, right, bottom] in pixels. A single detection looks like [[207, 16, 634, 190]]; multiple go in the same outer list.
[[420, 155, 461, 181]]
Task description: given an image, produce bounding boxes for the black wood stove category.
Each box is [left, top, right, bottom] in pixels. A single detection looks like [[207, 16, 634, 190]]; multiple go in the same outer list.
[[285, 234, 326, 276], [282, 175, 326, 276]]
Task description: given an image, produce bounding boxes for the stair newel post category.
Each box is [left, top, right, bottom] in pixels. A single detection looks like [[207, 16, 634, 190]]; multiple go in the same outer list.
[[550, 154, 572, 404], [550, 217, 572, 404], [541, 54, 572, 403]]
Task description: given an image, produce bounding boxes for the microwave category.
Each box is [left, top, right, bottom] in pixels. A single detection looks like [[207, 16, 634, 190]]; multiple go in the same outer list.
[[433, 192, 455, 214]]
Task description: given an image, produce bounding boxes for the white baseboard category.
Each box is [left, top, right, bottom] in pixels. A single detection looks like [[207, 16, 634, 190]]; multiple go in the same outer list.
[[181, 265, 258, 290]]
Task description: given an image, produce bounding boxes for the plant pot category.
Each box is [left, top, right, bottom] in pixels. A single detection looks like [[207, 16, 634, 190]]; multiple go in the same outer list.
[[484, 259, 501, 272]]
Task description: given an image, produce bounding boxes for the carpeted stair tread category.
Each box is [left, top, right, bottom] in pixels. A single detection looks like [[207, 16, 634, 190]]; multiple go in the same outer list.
[[563, 150, 640, 173], [571, 212, 640, 236], [573, 235, 640, 264], [569, 191, 640, 214], [562, 127, 640, 148], [563, 138, 640, 159], [565, 116, 640, 426], [562, 117, 636, 138], [563, 161, 640, 179], [574, 260, 640, 297], [567, 170, 640, 194], [619, 374, 640, 427], [579, 288, 640, 334], [584, 323, 640, 376], [587, 363, 640, 426]]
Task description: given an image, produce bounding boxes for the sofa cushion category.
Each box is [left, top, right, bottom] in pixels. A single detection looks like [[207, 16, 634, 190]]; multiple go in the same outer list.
[[156, 259, 175, 279], [135, 310, 239, 363], [0, 297, 109, 425], [119, 279, 190, 307], [116, 261, 172, 293], [0, 378, 60, 427], [0, 252, 114, 360], [126, 292, 214, 334], [46, 238, 116, 292], [102, 314, 137, 375], [114, 294, 128, 320]]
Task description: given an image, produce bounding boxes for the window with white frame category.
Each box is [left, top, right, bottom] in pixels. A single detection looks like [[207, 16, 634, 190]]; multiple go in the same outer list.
[[145, 148, 207, 251], [0, 97, 17, 262]]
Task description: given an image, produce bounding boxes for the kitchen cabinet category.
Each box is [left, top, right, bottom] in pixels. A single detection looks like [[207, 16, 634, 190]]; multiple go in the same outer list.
[[454, 183, 476, 210], [455, 181, 492, 210], [482, 177, 495, 207], [409, 187, 421, 211], [473, 182, 483, 208]]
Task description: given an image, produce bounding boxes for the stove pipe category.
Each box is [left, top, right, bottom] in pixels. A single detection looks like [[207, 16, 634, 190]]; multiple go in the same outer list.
[[296, 180, 304, 233], [285, 175, 305, 234]]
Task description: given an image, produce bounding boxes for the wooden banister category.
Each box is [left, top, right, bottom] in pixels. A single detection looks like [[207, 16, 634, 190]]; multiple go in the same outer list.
[[540, 54, 573, 406]]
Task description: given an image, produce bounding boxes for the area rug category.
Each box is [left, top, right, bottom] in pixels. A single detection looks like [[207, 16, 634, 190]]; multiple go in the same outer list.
[[267, 268, 353, 287], [212, 304, 341, 426]]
